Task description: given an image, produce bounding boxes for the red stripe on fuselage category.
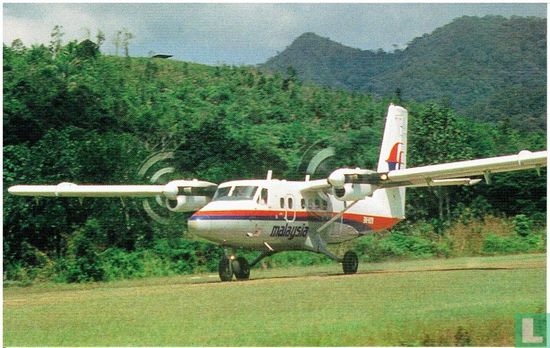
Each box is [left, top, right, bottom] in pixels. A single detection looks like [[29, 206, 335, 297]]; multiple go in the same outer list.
[[192, 210, 402, 231]]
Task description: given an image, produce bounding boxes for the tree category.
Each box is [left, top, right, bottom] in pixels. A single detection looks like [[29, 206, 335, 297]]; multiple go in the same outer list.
[[96, 30, 106, 48], [113, 30, 122, 56], [76, 39, 100, 59], [408, 103, 474, 224], [49, 25, 64, 56], [121, 28, 134, 57]]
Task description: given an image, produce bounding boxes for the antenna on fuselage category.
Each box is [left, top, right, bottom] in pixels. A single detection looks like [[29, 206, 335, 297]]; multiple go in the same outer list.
[[266, 170, 273, 180]]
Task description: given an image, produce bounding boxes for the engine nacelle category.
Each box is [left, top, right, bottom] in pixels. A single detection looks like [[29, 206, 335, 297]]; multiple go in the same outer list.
[[162, 179, 217, 212], [163, 180, 217, 199], [332, 183, 376, 201], [328, 168, 380, 201], [328, 168, 378, 187], [166, 195, 211, 212]]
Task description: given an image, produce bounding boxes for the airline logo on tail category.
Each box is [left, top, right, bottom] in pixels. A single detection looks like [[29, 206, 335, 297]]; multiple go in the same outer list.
[[386, 142, 404, 170]]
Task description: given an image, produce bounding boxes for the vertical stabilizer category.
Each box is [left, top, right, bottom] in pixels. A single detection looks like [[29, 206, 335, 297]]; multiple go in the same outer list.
[[373, 104, 408, 219], [377, 104, 408, 172]]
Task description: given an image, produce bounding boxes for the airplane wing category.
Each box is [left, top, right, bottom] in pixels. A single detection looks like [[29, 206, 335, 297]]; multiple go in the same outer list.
[[299, 179, 330, 193], [376, 150, 547, 188], [8, 183, 170, 198], [312, 150, 547, 196], [7, 180, 218, 212]]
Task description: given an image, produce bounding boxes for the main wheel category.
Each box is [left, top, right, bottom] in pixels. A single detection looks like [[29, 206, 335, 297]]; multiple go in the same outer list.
[[342, 251, 358, 274], [218, 257, 233, 281], [232, 256, 250, 280]]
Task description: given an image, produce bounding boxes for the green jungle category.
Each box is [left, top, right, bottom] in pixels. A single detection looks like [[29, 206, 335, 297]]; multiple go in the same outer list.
[[3, 18, 547, 285]]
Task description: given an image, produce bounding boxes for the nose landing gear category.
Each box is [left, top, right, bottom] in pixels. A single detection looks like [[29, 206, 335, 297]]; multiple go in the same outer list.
[[218, 249, 277, 281], [218, 255, 251, 281], [218, 257, 233, 282], [232, 256, 250, 280]]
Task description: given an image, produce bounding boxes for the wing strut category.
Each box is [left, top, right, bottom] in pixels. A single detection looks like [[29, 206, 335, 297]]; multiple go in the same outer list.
[[316, 200, 359, 233]]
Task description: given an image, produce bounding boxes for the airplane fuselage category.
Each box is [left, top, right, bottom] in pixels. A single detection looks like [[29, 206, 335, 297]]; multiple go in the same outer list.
[[188, 179, 401, 251]]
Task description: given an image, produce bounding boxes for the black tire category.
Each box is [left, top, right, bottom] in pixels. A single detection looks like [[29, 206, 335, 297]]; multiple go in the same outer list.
[[342, 251, 358, 274], [232, 256, 250, 280], [218, 257, 233, 281]]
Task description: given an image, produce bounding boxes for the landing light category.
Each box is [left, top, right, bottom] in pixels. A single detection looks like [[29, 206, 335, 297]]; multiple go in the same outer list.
[[380, 174, 388, 181]]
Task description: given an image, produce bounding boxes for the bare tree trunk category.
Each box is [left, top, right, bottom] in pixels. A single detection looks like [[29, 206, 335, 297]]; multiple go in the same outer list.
[[437, 187, 444, 221], [120, 197, 131, 232], [445, 189, 451, 221]]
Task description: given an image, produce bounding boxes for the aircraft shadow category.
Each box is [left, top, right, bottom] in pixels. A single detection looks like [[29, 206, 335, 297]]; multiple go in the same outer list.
[[190, 265, 544, 285]]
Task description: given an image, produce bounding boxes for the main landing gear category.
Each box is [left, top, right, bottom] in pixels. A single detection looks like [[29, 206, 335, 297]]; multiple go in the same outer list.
[[342, 250, 359, 274], [311, 238, 359, 275], [218, 249, 359, 281]]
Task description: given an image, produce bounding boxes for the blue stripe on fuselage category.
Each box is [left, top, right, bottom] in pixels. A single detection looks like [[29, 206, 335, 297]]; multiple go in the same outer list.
[[190, 214, 368, 232]]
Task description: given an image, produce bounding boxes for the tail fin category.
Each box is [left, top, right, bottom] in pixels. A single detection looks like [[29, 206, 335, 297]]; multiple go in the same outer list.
[[373, 104, 408, 219], [377, 104, 408, 172]]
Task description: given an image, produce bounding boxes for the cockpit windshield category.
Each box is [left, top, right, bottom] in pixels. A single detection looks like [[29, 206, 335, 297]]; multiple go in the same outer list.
[[212, 187, 231, 200], [212, 186, 258, 201]]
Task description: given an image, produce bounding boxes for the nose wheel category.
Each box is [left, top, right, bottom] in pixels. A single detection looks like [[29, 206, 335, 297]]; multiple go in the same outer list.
[[232, 256, 250, 280], [218, 257, 233, 281], [218, 255, 251, 281]]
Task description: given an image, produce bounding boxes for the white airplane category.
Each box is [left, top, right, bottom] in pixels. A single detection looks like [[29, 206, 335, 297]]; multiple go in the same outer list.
[[8, 104, 547, 281]]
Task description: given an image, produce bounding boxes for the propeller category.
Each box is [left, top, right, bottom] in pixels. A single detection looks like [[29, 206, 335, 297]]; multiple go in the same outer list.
[[137, 150, 178, 224], [296, 139, 337, 179]]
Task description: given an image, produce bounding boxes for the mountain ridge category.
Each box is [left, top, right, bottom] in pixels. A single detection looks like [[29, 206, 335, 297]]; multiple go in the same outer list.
[[262, 16, 546, 132]]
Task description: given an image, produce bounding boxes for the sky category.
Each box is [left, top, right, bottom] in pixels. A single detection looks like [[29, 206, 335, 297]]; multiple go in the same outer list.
[[3, 3, 547, 65]]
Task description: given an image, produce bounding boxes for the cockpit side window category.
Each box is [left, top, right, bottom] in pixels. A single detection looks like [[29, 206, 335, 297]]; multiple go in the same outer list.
[[258, 188, 268, 205]]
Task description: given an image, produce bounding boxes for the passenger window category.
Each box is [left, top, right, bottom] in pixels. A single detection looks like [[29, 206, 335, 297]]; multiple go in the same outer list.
[[280, 198, 284, 209], [301, 199, 305, 209], [288, 198, 293, 209], [322, 200, 328, 210], [314, 199, 320, 209]]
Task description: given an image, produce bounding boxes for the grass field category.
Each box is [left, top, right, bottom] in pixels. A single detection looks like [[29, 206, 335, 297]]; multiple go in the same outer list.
[[3, 253, 546, 346]]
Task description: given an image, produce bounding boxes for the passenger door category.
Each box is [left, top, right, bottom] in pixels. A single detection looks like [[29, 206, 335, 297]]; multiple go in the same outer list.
[[284, 194, 296, 222]]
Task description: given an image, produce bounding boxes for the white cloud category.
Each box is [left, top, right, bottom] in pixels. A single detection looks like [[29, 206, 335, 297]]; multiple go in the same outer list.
[[3, 4, 147, 54], [3, 3, 546, 65]]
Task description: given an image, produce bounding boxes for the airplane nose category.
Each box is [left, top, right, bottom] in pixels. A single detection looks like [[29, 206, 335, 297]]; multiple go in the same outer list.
[[188, 213, 211, 238]]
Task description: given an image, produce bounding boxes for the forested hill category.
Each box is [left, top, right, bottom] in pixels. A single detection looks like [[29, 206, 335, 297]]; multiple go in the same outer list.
[[262, 16, 547, 132], [3, 40, 546, 283]]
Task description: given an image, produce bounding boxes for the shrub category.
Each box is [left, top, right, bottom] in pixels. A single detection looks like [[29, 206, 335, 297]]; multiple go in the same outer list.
[[513, 214, 532, 237], [266, 251, 333, 267], [353, 230, 439, 262], [481, 233, 545, 255], [99, 248, 145, 280], [354, 234, 387, 262], [62, 219, 105, 282]]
